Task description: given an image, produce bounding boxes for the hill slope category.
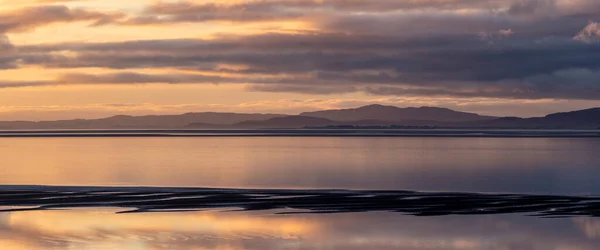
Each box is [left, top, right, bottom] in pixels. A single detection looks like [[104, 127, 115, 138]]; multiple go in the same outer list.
[[0, 113, 284, 129], [301, 104, 496, 122], [1, 105, 599, 130], [459, 108, 600, 129], [232, 116, 338, 129]]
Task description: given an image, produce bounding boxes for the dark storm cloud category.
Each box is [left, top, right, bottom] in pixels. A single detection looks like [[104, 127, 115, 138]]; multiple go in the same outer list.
[[363, 82, 600, 100], [15, 33, 489, 72], [247, 66, 600, 100], [3, 0, 600, 100], [8, 27, 600, 100], [16, 32, 600, 77]]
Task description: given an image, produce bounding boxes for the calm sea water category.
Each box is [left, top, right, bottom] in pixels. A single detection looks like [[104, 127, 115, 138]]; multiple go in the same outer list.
[[2, 137, 600, 249]]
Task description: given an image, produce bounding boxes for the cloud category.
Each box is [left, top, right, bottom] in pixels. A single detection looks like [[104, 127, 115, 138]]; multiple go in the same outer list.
[[57, 72, 237, 85], [507, 0, 556, 16], [127, 0, 597, 25], [125, 1, 308, 25], [0, 80, 54, 88], [0, 35, 16, 69], [1, 0, 600, 103], [35, 0, 85, 2], [0, 5, 125, 33], [55, 72, 326, 86], [107, 0, 600, 40], [0, 34, 13, 52], [498, 29, 515, 37], [359, 68, 600, 100], [2, 64, 599, 101], [479, 29, 515, 44], [128, 0, 499, 25], [246, 84, 359, 95], [1, 28, 598, 100], [574, 21, 600, 43]]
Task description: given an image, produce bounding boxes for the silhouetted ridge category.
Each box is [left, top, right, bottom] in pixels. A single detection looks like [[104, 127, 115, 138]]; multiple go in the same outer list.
[[301, 105, 496, 122], [544, 108, 600, 122], [233, 116, 337, 128], [459, 107, 600, 129], [1, 105, 600, 129], [0, 112, 284, 129]]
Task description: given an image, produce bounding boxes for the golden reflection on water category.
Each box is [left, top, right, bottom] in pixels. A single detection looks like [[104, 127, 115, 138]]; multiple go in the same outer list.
[[2, 137, 600, 249], [1, 137, 599, 193], [1, 209, 600, 250], [0, 209, 317, 250]]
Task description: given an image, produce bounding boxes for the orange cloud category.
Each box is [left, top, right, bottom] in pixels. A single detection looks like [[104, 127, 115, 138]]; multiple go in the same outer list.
[[0, 5, 125, 33]]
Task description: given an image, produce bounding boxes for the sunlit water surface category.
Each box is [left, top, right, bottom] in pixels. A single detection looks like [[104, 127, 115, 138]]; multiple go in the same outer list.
[[1, 137, 600, 249]]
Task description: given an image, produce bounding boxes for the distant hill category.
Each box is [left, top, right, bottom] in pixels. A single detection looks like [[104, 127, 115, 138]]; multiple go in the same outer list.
[[460, 108, 600, 129], [240, 106, 600, 129], [1, 105, 599, 130], [232, 116, 337, 129], [0, 112, 284, 129], [300, 104, 496, 122], [188, 117, 447, 129]]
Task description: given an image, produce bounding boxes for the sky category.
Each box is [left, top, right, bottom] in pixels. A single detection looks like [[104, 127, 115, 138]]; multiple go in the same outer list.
[[1, 0, 600, 120]]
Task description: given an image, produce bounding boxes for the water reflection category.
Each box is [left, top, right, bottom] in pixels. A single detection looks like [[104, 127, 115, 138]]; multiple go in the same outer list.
[[1, 137, 600, 194], [1, 210, 600, 250], [2, 137, 600, 249]]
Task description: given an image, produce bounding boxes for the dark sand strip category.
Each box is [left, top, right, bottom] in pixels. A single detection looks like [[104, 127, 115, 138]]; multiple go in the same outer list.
[[0, 185, 599, 217]]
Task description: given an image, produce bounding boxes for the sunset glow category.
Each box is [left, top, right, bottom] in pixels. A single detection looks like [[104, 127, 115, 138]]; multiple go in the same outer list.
[[1, 0, 600, 120]]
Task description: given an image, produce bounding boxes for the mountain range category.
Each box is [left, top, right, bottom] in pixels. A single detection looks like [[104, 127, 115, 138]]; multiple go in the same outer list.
[[1, 104, 599, 130]]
